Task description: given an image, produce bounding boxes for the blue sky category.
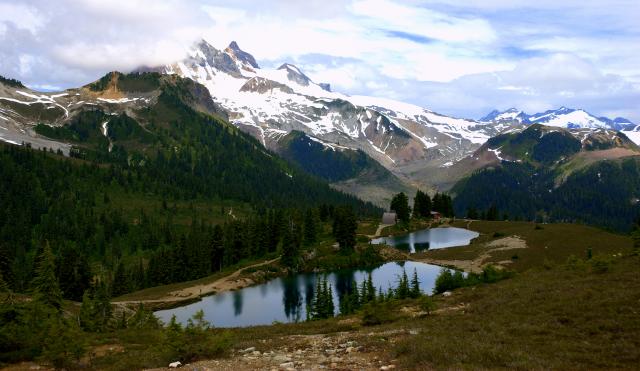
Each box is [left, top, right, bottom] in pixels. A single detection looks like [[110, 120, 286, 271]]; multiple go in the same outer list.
[[1, 0, 639, 121]]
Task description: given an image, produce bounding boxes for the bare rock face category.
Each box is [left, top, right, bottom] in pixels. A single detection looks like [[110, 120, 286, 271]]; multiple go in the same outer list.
[[226, 41, 260, 69], [278, 63, 311, 87], [319, 83, 331, 92]]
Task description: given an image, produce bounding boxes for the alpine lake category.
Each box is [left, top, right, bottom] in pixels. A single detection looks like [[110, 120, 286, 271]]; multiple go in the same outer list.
[[156, 227, 479, 327]]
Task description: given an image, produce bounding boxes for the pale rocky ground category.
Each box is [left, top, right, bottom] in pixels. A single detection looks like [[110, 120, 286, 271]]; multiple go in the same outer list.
[[417, 235, 528, 273], [147, 330, 410, 371]]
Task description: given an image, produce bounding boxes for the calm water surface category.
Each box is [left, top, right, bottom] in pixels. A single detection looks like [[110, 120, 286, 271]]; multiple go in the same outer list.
[[372, 227, 479, 253], [156, 261, 447, 327]]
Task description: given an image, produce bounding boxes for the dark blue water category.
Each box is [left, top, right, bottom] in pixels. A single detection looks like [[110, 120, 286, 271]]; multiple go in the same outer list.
[[155, 261, 446, 327], [372, 227, 479, 253]]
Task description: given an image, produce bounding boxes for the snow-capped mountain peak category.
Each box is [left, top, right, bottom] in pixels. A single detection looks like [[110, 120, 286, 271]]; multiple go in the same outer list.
[[481, 107, 525, 123], [528, 108, 607, 129], [225, 41, 259, 70]]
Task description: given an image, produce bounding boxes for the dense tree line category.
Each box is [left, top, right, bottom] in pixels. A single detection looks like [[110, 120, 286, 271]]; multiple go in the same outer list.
[[0, 75, 25, 88], [0, 239, 229, 368], [389, 191, 453, 223]]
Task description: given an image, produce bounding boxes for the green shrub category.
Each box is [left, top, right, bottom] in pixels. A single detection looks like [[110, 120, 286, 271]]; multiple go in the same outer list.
[[361, 302, 393, 326], [433, 269, 466, 294], [418, 296, 436, 316], [159, 312, 233, 363], [434, 266, 513, 294]]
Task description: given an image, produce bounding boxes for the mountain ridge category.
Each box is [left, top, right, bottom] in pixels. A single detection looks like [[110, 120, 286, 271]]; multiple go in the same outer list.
[[158, 39, 521, 193]]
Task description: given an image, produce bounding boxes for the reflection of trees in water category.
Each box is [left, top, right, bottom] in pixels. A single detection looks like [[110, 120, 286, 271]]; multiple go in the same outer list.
[[233, 290, 243, 316], [303, 274, 315, 308], [334, 270, 355, 299], [282, 276, 302, 322], [260, 282, 268, 298], [334, 270, 356, 310], [395, 261, 406, 268]]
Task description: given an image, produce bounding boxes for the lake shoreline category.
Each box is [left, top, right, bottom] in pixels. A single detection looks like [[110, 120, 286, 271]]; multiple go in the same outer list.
[[117, 225, 481, 313]]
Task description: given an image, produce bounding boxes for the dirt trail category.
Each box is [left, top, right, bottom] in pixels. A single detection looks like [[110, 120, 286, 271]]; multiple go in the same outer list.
[[114, 257, 280, 306], [368, 223, 392, 238], [416, 235, 527, 273]]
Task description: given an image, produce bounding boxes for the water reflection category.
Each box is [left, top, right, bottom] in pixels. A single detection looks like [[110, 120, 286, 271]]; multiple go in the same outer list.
[[282, 276, 302, 322], [232, 290, 243, 316], [372, 227, 479, 253]]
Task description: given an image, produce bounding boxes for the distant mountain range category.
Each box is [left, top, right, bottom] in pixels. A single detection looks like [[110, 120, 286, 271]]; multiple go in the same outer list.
[[480, 107, 637, 131], [1, 38, 639, 208]]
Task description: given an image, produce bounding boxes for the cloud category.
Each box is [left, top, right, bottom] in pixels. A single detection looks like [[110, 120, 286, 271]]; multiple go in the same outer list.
[[0, 0, 637, 121], [388, 53, 640, 121], [0, 0, 213, 89]]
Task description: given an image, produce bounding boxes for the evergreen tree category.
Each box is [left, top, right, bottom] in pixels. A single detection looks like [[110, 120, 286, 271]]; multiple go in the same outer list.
[[303, 209, 318, 246], [79, 290, 96, 332], [390, 192, 411, 223], [466, 207, 479, 219], [332, 206, 358, 252], [352, 281, 362, 308], [413, 190, 432, 218], [93, 281, 112, 332], [432, 193, 454, 217], [364, 273, 375, 303], [308, 276, 334, 320], [210, 224, 224, 272], [396, 269, 410, 299], [339, 279, 360, 314], [281, 219, 301, 270], [133, 259, 146, 291], [31, 242, 63, 310], [112, 262, 129, 297], [486, 203, 499, 221], [55, 244, 91, 301], [40, 316, 86, 370], [410, 268, 421, 298]]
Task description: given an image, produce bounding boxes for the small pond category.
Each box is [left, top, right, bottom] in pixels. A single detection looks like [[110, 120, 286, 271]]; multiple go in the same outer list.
[[371, 227, 479, 253]]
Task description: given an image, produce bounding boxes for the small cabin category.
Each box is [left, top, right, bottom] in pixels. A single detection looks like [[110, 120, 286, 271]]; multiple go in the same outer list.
[[430, 211, 442, 220], [382, 212, 397, 225]]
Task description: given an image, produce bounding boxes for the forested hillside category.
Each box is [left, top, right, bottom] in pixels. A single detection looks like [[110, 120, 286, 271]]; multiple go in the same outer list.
[[0, 72, 380, 301], [452, 157, 640, 231]]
